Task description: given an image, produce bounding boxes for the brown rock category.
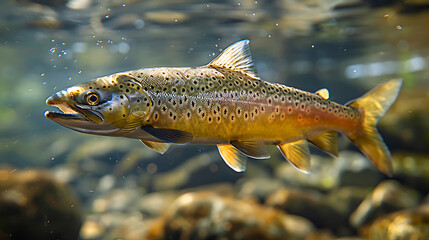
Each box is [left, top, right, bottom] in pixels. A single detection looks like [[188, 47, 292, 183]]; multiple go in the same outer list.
[[305, 230, 366, 240], [267, 186, 370, 235], [146, 192, 314, 240], [0, 168, 82, 240], [266, 187, 338, 229], [360, 204, 429, 240], [350, 180, 421, 228]]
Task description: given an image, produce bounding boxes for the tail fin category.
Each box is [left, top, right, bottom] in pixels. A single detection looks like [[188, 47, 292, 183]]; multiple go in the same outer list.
[[346, 79, 402, 176]]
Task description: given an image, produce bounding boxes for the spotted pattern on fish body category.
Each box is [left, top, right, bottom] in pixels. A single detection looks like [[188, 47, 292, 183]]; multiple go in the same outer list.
[[122, 66, 361, 145], [45, 40, 402, 176]]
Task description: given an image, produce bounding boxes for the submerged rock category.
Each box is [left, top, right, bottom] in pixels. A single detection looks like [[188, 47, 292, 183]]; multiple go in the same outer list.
[[80, 211, 148, 240], [80, 219, 105, 239], [379, 87, 429, 152], [266, 187, 328, 226], [144, 10, 191, 24], [236, 177, 285, 202], [266, 186, 369, 235], [334, 151, 383, 189], [146, 192, 314, 240], [274, 151, 383, 191], [392, 153, 429, 194], [138, 191, 178, 217], [350, 180, 421, 228], [305, 230, 366, 240], [360, 204, 429, 240], [91, 188, 141, 213], [0, 168, 82, 240]]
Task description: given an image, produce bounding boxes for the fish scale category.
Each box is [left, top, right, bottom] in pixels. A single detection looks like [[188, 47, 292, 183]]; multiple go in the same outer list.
[[45, 40, 402, 175], [126, 66, 360, 145]]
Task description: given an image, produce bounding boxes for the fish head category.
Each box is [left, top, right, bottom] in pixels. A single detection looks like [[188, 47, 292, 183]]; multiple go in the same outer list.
[[45, 74, 153, 136]]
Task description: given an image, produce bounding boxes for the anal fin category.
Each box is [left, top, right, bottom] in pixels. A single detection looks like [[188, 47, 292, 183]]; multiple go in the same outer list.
[[141, 125, 193, 144], [230, 140, 270, 159], [278, 140, 311, 174], [308, 132, 338, 157], [218, 144, 247, 172], [140, 140, 170, 154]]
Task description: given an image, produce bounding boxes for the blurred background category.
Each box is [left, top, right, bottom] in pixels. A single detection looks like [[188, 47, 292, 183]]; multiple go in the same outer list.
[[0, 0, 428, 239]]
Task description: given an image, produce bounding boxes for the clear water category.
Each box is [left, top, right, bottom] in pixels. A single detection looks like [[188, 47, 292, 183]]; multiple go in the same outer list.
[[0, 0, 428, 239]]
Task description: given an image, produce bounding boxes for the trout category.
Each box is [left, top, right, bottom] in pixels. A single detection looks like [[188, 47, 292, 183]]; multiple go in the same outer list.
[[45, 40, 402, 175]]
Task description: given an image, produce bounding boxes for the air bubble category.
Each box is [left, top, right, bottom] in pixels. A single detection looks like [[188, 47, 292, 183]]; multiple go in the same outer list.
[[135, 19, 145, 29], [48, 47, 56, 54], [118, 42, 130, 53]]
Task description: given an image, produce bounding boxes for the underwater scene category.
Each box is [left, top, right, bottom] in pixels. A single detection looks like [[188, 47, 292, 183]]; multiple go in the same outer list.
[[1, 0, 428, 239]]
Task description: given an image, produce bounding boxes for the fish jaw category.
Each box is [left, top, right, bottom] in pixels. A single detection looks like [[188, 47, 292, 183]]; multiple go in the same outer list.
[[45, 92, 120, 135], [45, 90, 86, 121]]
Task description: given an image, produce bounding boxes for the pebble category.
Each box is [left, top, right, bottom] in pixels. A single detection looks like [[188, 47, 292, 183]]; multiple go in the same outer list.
[[146, 192, 315, 240], [80, 220, 105, 239]]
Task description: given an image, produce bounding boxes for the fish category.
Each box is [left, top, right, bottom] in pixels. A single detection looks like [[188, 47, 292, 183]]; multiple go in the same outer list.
[[45, 40, 402, 176]]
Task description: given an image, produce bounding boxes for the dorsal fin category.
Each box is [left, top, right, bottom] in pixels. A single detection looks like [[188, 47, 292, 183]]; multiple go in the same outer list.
[[316, 88, 329, 100], [308, 132, 338, 157], [218, 144, 247, 172], [207, 40, 259, 79], [277, 140, 311, 174]]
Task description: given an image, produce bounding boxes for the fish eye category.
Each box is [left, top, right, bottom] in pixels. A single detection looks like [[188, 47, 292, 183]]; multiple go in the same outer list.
[[85, 91, 100, 105]]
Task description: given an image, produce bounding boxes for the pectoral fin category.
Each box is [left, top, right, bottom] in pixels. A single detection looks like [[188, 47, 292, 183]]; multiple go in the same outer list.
[[141, 125, 193, 144], [140, 140, 170, 154], [230, 140, 270, 159], [218, 144, 247, 172], [278, 140, 311, 174], [308, 131, 338, 157]]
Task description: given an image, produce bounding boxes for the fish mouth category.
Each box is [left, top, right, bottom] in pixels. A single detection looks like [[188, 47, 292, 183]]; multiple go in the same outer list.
[[44, 103, 88, 121], [45, 91, 86, 121], [45, 95, 104, 124], [45, 97, 120, 135]]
